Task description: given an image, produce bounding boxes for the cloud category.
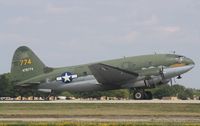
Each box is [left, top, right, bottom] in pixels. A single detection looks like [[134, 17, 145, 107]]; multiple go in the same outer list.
[[161, 26, 181, 33], [45, 3, 89, 14], [46, 4, 67, 14], [0, 32, 23, 41], [7, 16, 45, 25], [124, 31, 139, 42], [139, 15, 159, 26], [110, 31, 139, 44], [7, 16, 30, 24], [0, 0, 41, 6]]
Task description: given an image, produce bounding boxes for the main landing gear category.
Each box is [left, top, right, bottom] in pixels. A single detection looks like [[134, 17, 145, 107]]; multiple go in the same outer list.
[[133, 89, 153, 100], [42, 91, 56, 101]]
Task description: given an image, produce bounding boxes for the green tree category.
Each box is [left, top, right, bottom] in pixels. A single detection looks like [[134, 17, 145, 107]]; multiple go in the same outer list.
[[151, 84, 195, 100], [0, 73, 14, 97], [71, 89, 130, 99], [151, 85, 171, 99], [170, 84, 185, 96], [60, 91, 74, 97], [178, 88, 193, 100]]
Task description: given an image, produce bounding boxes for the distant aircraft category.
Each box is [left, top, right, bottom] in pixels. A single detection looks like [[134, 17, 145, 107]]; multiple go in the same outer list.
[[10, 46, 194, 100]]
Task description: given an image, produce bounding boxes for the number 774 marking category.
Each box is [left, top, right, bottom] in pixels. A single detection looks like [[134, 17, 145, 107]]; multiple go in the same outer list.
[[20, 59, 32, 66]]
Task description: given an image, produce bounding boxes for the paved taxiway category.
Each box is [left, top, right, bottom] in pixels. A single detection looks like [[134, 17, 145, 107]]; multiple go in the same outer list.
[[0, 100, 200, 104]]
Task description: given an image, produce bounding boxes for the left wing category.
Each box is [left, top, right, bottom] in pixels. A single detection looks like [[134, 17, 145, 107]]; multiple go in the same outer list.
[[88, 63, 138, 85]]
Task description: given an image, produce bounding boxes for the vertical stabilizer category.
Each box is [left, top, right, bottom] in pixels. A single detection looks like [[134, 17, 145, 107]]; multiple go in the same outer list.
[[11, 46, 45, 83]]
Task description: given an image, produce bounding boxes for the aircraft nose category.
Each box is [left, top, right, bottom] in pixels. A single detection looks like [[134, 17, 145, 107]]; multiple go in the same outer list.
[[184, 57, 195, 72], [185, 57, 195, 65], [190, 58, 195, 65], [163, 57, 194, 79]]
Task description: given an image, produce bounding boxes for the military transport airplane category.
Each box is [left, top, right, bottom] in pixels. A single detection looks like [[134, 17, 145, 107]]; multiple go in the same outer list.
[[10, 46, 195, 100]]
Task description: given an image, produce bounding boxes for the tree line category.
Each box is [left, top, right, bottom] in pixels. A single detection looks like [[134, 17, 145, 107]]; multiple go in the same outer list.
[[0, 73, 199, 100]]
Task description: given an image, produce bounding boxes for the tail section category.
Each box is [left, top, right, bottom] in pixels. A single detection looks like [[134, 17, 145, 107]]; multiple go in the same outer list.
[[11, 46, 46, 83]]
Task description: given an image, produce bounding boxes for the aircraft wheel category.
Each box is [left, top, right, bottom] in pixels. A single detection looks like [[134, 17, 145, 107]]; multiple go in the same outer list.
[[144, 91, 153, 100], [134, 91, 144, 100]]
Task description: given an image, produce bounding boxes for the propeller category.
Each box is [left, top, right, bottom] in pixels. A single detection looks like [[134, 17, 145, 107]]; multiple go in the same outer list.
[[170, 79, 173, 86], [159, 66, 165, 79], [173, 78, 177, 83], [160, 66, 173, 87]]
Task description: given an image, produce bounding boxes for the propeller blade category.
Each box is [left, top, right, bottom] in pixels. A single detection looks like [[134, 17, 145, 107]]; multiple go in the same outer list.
[[170, 79, 173, 86], [173, 77, 176, 84], [160, 66, 165, 79]]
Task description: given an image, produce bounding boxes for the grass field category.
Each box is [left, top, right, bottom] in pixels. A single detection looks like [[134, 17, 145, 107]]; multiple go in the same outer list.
[[0, 103, 199, 116], [0, 103, 199, 126]]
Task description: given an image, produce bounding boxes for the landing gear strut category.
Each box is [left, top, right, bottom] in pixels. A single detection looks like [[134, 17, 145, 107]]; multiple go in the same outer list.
[[43, 91, 56, 101], [133, 89, 153, 100]]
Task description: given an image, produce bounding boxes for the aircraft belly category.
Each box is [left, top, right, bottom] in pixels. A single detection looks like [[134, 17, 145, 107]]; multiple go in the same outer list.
[[38, 75, 105, 92], [57, 79, 102, 92]]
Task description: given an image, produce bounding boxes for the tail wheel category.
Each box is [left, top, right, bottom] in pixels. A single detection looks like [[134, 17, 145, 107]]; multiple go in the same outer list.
[[134, 91, 144, 100]]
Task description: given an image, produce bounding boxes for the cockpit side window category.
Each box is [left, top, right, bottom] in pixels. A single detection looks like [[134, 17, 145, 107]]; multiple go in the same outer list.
[[175, 55, 185, 63], [166, 54, 185, 63]]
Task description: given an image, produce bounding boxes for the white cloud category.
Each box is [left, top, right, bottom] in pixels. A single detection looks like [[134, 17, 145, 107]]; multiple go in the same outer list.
[[110, 31, 139, 44], [8, 16, 30, 24], [46, 4, 67, 14], [160, 26, 181, 33], [0, 0, 41, 6], [7, 16, 45, 25], [45, 3, 89, 14], [0, 32, 23, 41], [140, 15, 159, 26], [124, 31, 139, 42]]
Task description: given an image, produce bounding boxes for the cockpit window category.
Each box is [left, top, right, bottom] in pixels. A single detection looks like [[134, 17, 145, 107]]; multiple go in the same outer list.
[[166, 54, 186, 63], [166, 54, 185, 58], [176, 55, 185, 58], [175, 55, 185, 63]]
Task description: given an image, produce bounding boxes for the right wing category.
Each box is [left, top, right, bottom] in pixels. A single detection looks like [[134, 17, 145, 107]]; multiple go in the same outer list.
[[88, 63, 138, 85]]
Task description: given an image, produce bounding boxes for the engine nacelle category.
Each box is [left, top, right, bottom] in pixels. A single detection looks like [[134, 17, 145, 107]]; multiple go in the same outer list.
[[132, 76, 166, 88]]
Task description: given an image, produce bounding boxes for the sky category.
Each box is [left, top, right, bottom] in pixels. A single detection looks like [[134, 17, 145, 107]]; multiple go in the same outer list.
[[0, 0, 199, 88]]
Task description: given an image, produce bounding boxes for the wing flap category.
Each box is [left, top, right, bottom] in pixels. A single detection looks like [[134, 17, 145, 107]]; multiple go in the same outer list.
[[88, 63, 138, 85]]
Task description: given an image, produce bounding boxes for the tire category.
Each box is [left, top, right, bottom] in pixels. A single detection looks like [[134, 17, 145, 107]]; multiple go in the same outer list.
[[134, 91, 144, 100]]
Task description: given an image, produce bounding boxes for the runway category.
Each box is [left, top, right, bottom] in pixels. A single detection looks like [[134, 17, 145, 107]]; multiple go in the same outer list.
[[0, 99, 200, 104]]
